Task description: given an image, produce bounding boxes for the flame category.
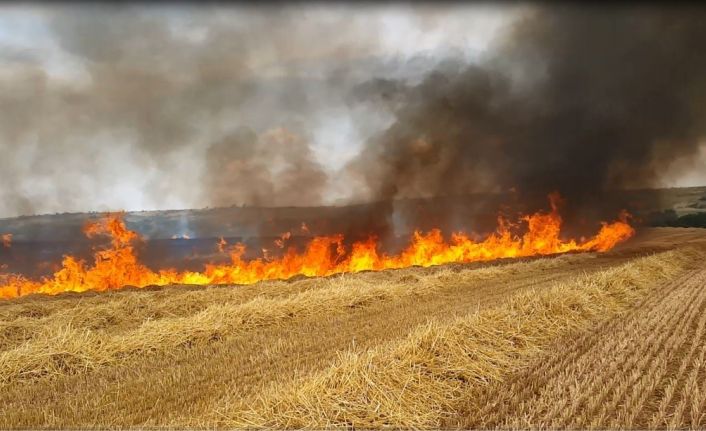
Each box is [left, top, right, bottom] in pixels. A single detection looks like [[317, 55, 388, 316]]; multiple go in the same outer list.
[[217, 237, 227, 253], [1, 234, 11, 248], [274, 232, 292, 249], [0, 196, 635, 300]]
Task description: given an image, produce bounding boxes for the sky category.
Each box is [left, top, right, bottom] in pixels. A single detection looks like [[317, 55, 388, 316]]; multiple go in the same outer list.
[[0, 3, 704, 218]]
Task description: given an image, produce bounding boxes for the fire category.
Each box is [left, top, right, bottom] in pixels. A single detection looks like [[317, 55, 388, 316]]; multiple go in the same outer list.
[[1, 234, 11, 248], [275, 232, 292, 249], [0, 196, 635, 300], [217, 237, 227, 253]]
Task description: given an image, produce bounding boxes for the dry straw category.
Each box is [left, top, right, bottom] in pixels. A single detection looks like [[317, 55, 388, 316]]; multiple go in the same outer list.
[[224, 247, 703, 429], [0, 253, 587, 384]]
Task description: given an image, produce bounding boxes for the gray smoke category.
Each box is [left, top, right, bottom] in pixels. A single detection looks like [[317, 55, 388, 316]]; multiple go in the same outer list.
[[0, 4, 410, 217], [205, 126, 328, 207], [347, 5, 706, 223], [0, 4, 704, 224]]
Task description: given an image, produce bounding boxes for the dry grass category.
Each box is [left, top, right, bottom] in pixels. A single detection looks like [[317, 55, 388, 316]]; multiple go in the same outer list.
[[221, 247, 703, 429], [0, 228, 704, 428], [2, 250, 623, 428], [454, 256, 706, 429], [0, 253, 597, 385], [0, 274, 370, 349]]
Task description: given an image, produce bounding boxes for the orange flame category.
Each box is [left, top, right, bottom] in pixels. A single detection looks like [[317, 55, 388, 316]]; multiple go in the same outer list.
[[217, 237, 227, 253], [274, 232, 292, 249], [1, 234, 11, 248], [0, 197, 634, 300]]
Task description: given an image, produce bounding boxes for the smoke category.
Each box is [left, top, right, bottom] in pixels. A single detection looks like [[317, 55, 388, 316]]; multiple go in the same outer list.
[[0, 4, 704, 224], [347, 5, 706, 224], [205, 126, 328, 207], [0, 4, 417, 217]]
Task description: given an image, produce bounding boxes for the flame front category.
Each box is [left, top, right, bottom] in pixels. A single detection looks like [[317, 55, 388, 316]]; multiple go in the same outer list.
[[0, 196, 635, 299]]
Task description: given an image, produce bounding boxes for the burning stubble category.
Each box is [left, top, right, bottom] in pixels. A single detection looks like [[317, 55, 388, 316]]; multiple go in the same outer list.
[[0, 197, 635, 299]]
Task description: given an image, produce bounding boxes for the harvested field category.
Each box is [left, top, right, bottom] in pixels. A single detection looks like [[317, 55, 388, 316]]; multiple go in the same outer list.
[[453, 260, 706, 429], [0, 227, 704, 428]]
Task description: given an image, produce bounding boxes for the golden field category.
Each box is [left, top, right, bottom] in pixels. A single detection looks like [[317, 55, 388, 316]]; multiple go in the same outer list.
[[1, 227, 705, 429]]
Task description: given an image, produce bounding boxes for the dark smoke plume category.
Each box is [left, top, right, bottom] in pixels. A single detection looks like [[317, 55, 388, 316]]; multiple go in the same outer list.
[[1, 4, 705, 229], [348, 6, 706, 226]]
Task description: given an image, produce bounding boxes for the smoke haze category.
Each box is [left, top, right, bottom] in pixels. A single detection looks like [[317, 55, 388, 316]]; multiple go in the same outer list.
[[0, 4, 705, 219]]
